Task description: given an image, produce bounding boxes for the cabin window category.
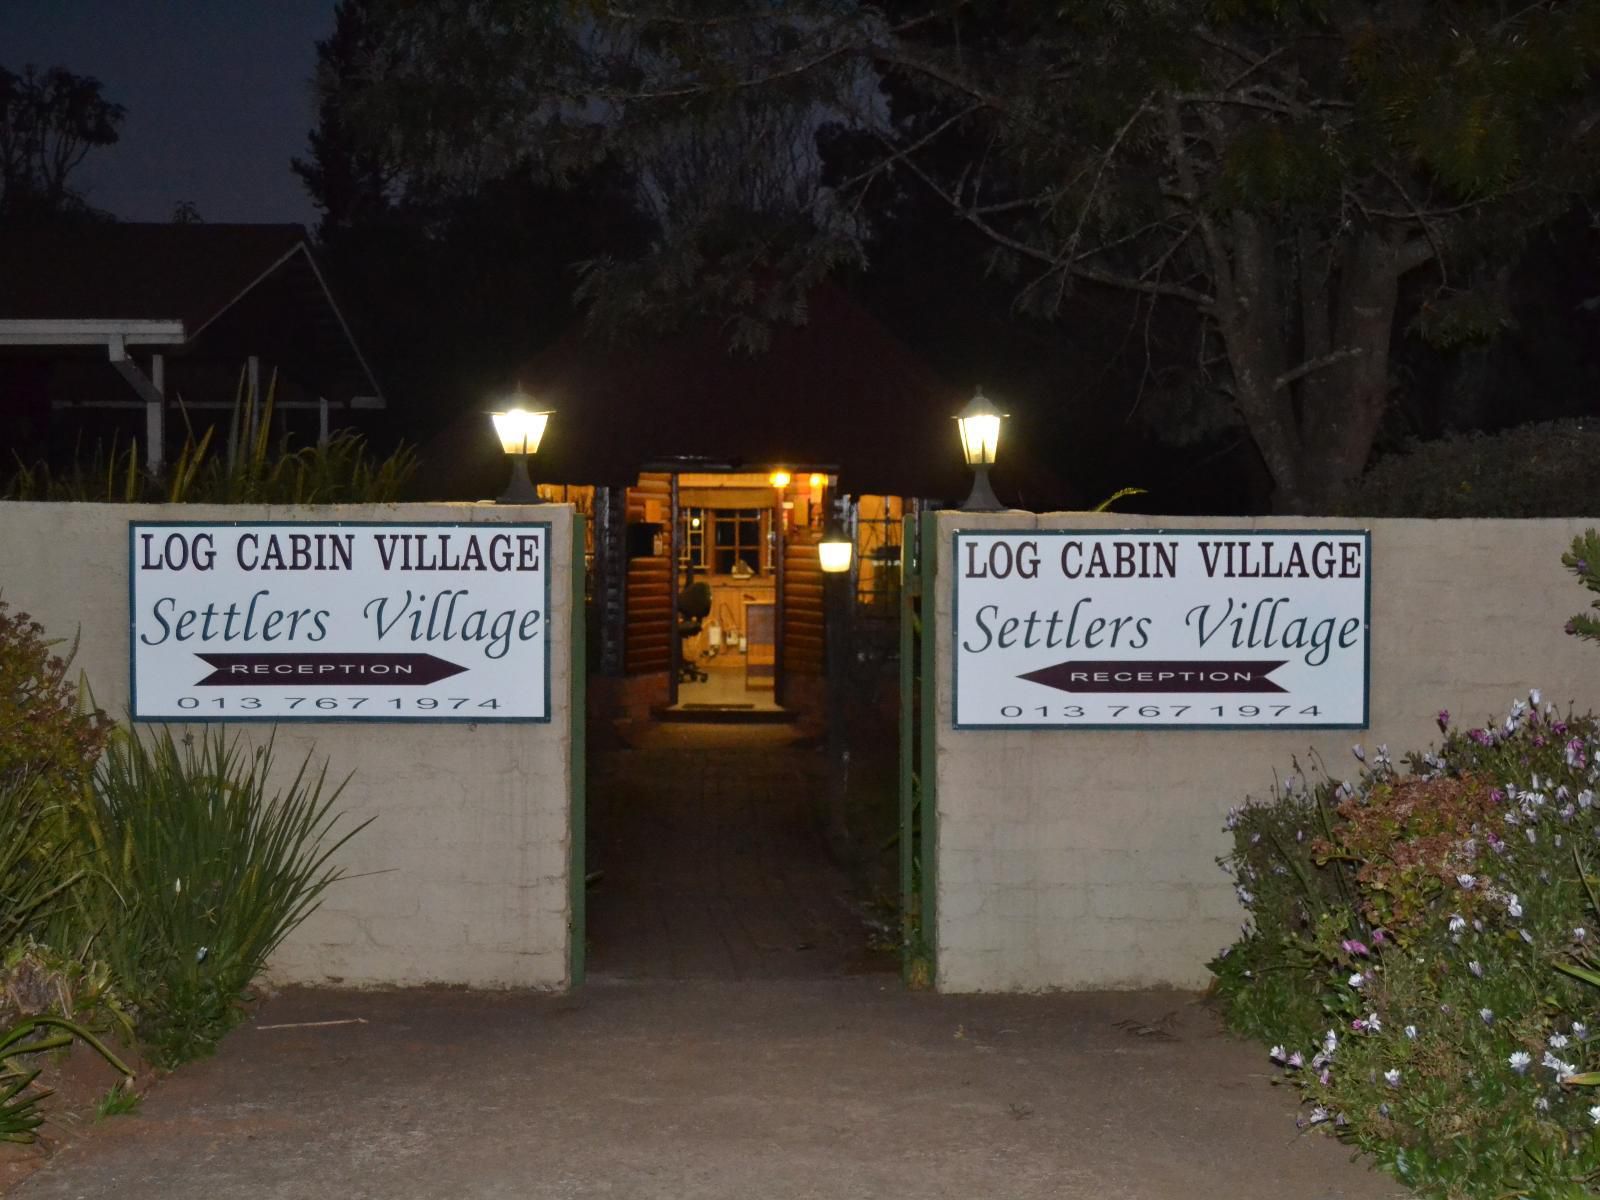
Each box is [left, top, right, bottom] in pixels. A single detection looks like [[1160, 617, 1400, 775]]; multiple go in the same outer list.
[[713, 508, 765, 575]]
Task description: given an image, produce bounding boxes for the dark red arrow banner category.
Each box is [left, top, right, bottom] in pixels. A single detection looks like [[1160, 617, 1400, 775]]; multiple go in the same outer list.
[[195, 652, 468, 687], [1019, 660, 1288, 694]]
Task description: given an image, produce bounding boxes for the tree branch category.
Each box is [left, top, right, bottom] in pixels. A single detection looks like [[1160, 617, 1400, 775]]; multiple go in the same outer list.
[[1173, 91, 1296, 118], [1061, 93, 1155, 260], [882, 135, 1217, 308], [1273, 347, 1365, 392], [1373, 165, 1449, 285], [1161, 96, 1233, 314]]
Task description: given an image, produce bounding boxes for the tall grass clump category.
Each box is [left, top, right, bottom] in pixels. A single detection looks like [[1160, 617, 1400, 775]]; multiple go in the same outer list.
[[75, 727, 369, 1065], [0, 778, 77, 954]]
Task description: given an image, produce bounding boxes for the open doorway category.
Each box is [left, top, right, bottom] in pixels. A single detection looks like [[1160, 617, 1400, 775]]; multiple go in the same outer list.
[[581, 475, 912, 981], [669, 471, 791, 716]]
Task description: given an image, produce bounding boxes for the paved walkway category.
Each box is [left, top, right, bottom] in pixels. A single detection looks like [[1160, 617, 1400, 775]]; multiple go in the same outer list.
[[586, 724, 893, 979], [7, 725, 1402, 1198], [11, 981, 1403, 1200]]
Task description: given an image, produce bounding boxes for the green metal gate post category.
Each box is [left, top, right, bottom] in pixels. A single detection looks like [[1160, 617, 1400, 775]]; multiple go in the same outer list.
[[899, 508, 940, 986], [568, 514, 587, 988], [899, 512, 917, 977], [918, 509, 938, 984]]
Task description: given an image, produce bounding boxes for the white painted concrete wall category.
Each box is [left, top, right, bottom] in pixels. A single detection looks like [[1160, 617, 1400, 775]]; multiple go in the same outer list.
[[1, 502, 574, 989], [932, 511, 1600, 992]]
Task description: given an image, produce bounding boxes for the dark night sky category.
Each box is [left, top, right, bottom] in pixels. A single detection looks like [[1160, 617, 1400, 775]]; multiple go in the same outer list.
[[0, 1, 336, 226]]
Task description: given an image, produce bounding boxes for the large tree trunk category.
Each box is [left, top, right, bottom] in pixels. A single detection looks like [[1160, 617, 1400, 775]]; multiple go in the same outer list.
[[1223, 228, 1416, 514], [1216, 214, 1307, 510], [1292, 232, 1405, 512]]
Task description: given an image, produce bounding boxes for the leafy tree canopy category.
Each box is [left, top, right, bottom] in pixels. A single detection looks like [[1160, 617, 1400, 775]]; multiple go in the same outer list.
[[347, 0, 1600, 510], [0, 63, 124, 222]]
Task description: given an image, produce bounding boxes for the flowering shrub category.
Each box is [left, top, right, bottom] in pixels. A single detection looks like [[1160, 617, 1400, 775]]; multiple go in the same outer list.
[[1209, 758, 1361, 1044], [1214, 694, 1600, 1199], [0, 600, 113, 944], [0, 598, 113, 815]]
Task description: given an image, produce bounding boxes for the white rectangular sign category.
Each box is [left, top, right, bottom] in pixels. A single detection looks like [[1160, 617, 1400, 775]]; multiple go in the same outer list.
[[953, 529, 1369, 729], [129, 522, 551, 722]]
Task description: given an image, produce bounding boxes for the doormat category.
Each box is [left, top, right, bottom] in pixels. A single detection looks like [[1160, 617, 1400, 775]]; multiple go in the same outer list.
[[682, 703, 756, 710]]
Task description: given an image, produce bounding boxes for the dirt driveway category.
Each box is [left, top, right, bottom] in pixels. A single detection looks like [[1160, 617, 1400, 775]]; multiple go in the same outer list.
[[10, 979, 1402, 1200]]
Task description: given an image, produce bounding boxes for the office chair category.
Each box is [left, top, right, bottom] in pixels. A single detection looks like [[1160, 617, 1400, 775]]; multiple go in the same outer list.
[[677, 580, 713, 683]]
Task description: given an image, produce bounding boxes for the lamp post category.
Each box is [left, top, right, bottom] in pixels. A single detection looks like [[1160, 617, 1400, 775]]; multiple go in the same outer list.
[[955, 388, 1008, 512], [489, 396, 553, 504], [818, 514, 854, 856]]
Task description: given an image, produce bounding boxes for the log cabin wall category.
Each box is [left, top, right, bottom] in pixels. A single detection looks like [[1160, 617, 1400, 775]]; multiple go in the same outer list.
[[781, 530, 825, 680], [623, 472, 674, 678]]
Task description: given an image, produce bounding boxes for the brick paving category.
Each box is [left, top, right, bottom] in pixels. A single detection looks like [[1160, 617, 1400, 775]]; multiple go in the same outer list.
[[586, 723, 893, 979]]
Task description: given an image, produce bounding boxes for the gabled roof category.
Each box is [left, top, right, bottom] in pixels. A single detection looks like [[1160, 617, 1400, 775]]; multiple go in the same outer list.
[[424, 283, 1061, 502], [0, 223, 302, 325], [0, 223, 383, 405]]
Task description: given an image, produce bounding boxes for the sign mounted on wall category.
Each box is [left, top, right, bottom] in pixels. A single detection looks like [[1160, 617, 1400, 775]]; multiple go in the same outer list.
[[129, 522, 551, 722], [953, 529, 1370, 729]]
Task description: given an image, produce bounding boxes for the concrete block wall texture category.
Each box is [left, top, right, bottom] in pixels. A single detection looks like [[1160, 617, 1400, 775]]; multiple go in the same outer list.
[[932, 511, 1600, 993], [0, 502, 575, 989]]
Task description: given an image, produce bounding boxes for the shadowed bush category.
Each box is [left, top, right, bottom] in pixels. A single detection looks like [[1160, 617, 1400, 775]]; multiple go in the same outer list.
[[1341, 420, 1600, 517]]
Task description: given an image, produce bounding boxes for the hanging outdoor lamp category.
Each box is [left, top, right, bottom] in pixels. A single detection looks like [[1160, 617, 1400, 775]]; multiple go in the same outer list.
[[817, 519, 854, 574], [955, 387, 1008, 512]]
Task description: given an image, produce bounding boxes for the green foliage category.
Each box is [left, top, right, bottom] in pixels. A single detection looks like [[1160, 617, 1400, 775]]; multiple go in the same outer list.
[[1410, 289, 1516, 350], [348, 0, 1600, 510], [1562, 530, 1600, 645], [1552, 882, 1600, 1086], [0, 779, 77, 955], [1089, 486, 1148, 512], [1215, 698, 1600, 1197], [0, 63, 125, 220], [0, 1015, 131, 1143], [1341, 420, 1600, 517], [0, 600, 114, 820], [1209, 759, 1359, 1044], [5, 370, 418, 504], [0, 940, 131, 1045], [0, 601, 113, 948], [94, 1081, 140, 1120], [72, 727, 368, 1066], [1216, 123, 1347, 214]]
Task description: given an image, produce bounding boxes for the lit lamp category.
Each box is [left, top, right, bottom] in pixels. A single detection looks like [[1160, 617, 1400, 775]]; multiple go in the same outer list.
[[490, 397, 553, 504], [769, 468, 792, 489], [955, 387, 1008, 512], [818, 509, 853, 849], [818, 520, 853, 574]]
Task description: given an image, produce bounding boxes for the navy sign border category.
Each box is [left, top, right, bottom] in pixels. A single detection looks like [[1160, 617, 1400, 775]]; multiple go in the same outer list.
[[950, 527, 1372, 732], [127, 519, 555, 725]]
